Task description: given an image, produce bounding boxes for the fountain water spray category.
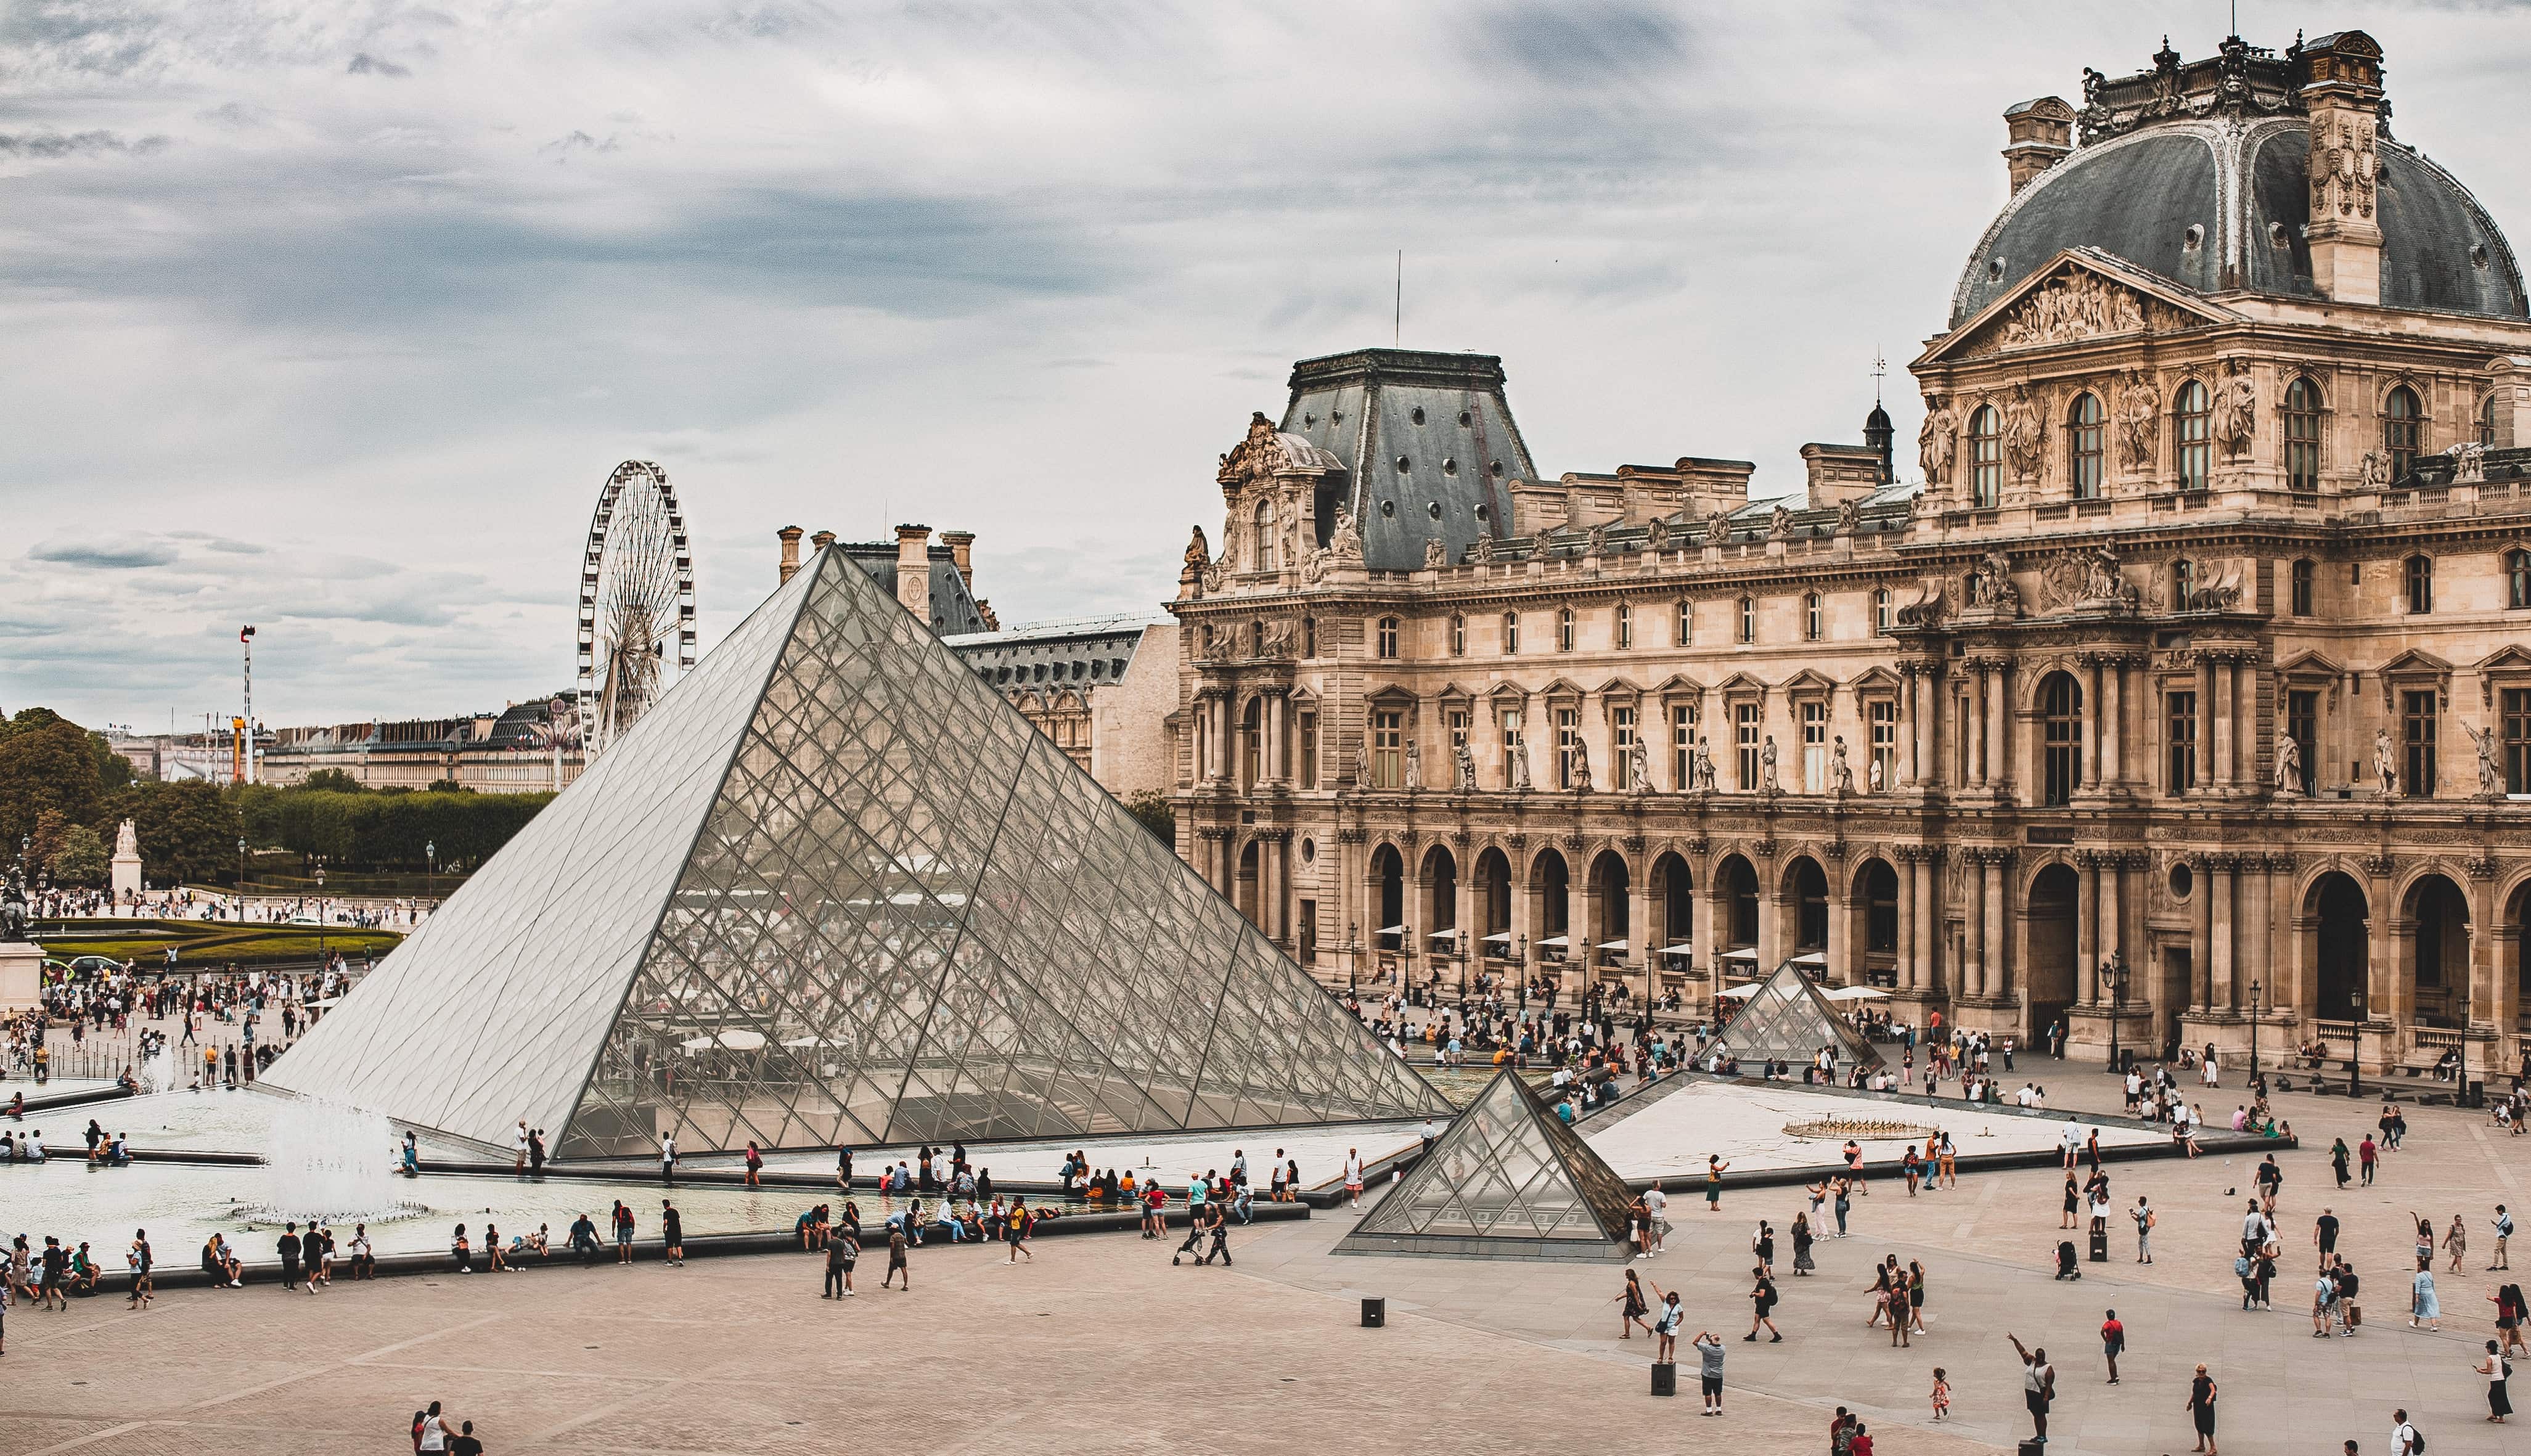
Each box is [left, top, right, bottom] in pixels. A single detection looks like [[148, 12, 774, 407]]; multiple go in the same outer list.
[[258, 1097, 418, 1224], [139, 1043, 178, 1097]]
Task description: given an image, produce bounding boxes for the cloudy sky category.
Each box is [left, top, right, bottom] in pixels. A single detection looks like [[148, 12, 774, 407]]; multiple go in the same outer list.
[[7, 1, 2530, 732]]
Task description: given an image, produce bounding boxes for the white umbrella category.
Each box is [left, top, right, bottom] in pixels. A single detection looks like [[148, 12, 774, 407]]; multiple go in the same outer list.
[[1596, 939, 1630, 951], [1535, 935, 1569, 949], [718, 1029, 767, 1050], [1720, 983, 1765, 997], [1824, 986, 1891, 1002]]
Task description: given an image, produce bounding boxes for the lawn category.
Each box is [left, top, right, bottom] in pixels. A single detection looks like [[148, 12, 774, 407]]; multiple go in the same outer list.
[[32, 918, 403, 970]]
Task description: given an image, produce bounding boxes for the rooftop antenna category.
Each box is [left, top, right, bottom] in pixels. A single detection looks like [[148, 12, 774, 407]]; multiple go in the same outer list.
[[1394, 250, 1402, 346], [1872, 348, 1886, 406]]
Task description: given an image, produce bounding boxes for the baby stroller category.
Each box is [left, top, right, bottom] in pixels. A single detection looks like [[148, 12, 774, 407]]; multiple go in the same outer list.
[[2054, 1240, 2082, 1280]]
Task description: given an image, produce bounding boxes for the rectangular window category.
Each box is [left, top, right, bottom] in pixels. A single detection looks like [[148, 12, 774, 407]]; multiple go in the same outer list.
[[2404, 690, 2438, 796], [1616, 602, 1633, 650], [1800, 701, 1826, 793], [1675, 600, 1691, 646], [1613, 706, 1637, 789], [2506, 689, 2531, 796], [1735, 703, 1761, 791], [1446, 709, 1470, 787], [1738, 597, 1756, 645], [1303, 618, 1317, 657], [2290, 559, 2315, 616], [1298, 900, 1317, 965], [2165, 690, 2198, 791], [1298, 711, 1317, 790], [1372, 709, 1402, 790], [1672, 702, 1699, 788], [1499, 708, 1525, 790], [2070, 396, 2104, 499], [1868, 699, 1896, 791], [2406, 556, 2434, 615], [2285, 691, 2317, 796], [1449, 615, 1465, 656], [1555, 707, 1581, 790], [1502, 611, 1521, 654]]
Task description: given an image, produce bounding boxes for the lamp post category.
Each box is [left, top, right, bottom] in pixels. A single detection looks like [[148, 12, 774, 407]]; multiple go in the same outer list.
[[2348, 984, 2365, 1100], [236, 836, 247, 903], [313, 858, 327, 970], [425, 840, 437, 904], [2248, 976, 2263, 1087], [2104, 949, 2127, 1077]]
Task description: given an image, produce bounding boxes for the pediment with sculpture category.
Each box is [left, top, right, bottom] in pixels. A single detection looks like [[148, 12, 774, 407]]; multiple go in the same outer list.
[[1928, 252, 2231, 364]]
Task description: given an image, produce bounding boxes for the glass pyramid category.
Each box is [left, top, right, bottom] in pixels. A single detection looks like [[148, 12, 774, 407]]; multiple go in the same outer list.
[[1704, 960, 1884, 1074], [269, 547, 1452, 1158], [1336, 1068, 1636, 1262]]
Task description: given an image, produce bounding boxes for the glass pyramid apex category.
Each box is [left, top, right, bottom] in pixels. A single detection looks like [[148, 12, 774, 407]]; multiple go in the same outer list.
[[1704, 960, 1885, 1074], [270, 547, 1452, 1156], [1336, 1068, 1636, 1262]]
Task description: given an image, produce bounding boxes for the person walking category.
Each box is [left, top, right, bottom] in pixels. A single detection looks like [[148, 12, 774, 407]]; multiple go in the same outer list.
[[2494, 1283, 2527, 1358], [1790, 1213, 1815, 1276], [2331, 1137, 2352, 1189], [2101, 1308, 2125, 1383], [2359, 1133, 2378, 1186], [126, 1230, 152, 1310], [1752, 1220, 1775, 1277], [2316, 1208, 2341, 1271], [1907, 1261, 1928, 1335], [2448, 1214, 2471, 1273], [821, 1227, 856, 1298], [1613, 1267, 1652, 1339], [2494, 1206, 2515, 1271], [611, 1201, 634, 1264], [2132, 1196, 2156, 1264], [880, 1226, 909, 1291], [660, 1200, 684, 1267], [658, 1132, 676, 1186], [2186, 1364, 2220, 1454], [1342, 1148, 1364, 1208], [2061, 1172, 2080, 1230], [1744, 1264, 1781, 1342], [2413, 1264, 2443, 1331], [2008, 1334, 2055, 1446], [2480, 1339, 2515, 1423], [1691, 1329, 1726, 1416]]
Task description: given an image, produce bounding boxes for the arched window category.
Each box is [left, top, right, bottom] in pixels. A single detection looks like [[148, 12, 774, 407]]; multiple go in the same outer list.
[[1803, 592, 1823, 642], [2386, 385, 2422, 478], [1502, 610, 1520, 654], [2040, 672, 2083, 806], [1968, 404, 2001, 508], [2173, 558, 2195, 607], [1873, 587, 1892, 636], [2482, 394, 2500, 449], [2291, 558, 2316, 616], [1556, 606, 1576, 652], [2174, 380, 2211, 491], [1674, 600, 1692, 646], [2284, 375, 2323, 491], [1252, 500, 1275, 571], [2509, 549, 2531, 611], [2067, 391, 2103, 499], [2405, 554, 2434, 615], [1248, 620, 1264, 657], [1376, 616, 1400, 659], [1614, 602, 1633, 649], [1738, 595, 1756, 644], [1449, 613, 1466, 656]]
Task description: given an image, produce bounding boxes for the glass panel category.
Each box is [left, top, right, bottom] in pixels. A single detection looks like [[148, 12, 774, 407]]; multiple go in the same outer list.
[[1346, 1069, 1632, 1251]]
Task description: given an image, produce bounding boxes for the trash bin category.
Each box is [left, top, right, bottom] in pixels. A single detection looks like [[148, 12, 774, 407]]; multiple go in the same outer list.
[[1651, 1362, 1677, 1397], [1360, 1296, 1385, 1328], [2466, 1079, 2485, 1110]]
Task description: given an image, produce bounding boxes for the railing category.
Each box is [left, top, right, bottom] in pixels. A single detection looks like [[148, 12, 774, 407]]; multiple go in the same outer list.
[[2312, 1019, 2359, 1046], [2410, 1027, 2469, 1052]]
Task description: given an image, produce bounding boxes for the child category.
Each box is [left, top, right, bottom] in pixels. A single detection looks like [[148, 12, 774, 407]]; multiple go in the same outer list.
[[1931, 1367, 1950, 1420]]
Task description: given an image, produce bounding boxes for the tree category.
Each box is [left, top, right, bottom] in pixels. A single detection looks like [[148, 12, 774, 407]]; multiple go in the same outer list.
[[49, 824, 107, 887], [300, 768, 365, 794], [1121, 790, 1176, 845], [0, 711, 111, 846], [100, 780, 242, 888]]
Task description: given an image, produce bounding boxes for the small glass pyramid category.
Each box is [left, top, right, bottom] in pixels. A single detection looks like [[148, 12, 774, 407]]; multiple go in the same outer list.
[[1336, 1068, 1637, 1262], [269, 547, 1453, 1156], [1704, 960, 1884, 1073]]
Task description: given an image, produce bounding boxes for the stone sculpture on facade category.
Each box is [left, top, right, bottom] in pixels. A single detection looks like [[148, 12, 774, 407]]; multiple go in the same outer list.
[[1769, 504, 1794, 541], [1831, 735, 1854, 794], [1468, 533, 1495, 564], [1329, 509, 1364, 563], [2273, 730, 2304, 795], [1568, 737, 1592, 793], [1182, 525, 1210, 579], [1509, 740, 1532, 791], [2002, 384, 2045, 478], [2115, 371, 2159, 470], [1691, 736, 1715, 793], [1645, 517, 1670, 550], [1760, 735, 1780, 792], [1705, 510, 1732, 546], [1354, 735, 1371, 787], [1453, 741, 1476, 792], [1216, 411, 1288, 489], [1993, 269, 2148, 349], [1966, 550, 2021, 612], [2468, 724, 2505, 798], [1423, 538, 1448, 570], [1587, 523, 1609, 557], [1868, 755, 1885, 793], [2373, 727, 2398, 796], [2213, 360, 2257, 459], [2358, 449, 2391, 489], [1627, 737, 1651, 796], [2447, 441, 2488, 483], [1403, 737, 1421, 792], [2309, 108, 2379, 221], [1918, 396, 1958, 485], [1835, 497, 1862, 534]]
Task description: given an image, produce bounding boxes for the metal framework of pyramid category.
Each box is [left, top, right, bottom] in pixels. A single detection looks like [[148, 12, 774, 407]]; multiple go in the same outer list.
[[1335, 1069, 1637, 1262], [1706, 960, 1884, 1073], [267, 546, 1452, 1158]]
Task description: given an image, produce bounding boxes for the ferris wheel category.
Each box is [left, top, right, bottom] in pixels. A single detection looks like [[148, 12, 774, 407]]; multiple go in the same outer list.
[[576, 461, 695, 757]]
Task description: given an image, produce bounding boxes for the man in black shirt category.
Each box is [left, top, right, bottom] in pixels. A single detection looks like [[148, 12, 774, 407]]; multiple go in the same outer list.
[[39, 1237, 69, 1310], [660, 1200, 684, 1267], [2316, 1209, 2341, 1271], [278, 1223, 302, 1290]]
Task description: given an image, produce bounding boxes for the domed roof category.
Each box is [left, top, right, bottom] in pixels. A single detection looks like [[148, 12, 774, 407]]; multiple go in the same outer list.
[[1952, 39, 2524, 326]]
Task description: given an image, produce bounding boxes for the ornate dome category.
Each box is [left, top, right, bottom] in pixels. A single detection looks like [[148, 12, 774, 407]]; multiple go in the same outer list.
[[1951, 34, 2524, 327]]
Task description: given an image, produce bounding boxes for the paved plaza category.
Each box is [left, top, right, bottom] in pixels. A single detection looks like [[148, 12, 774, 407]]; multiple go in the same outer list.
[[4, 1061, 2521, 1455]]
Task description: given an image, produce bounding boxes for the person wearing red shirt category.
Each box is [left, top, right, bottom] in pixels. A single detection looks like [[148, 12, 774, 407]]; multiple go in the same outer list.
[[2101, 1309, 2127, 1384]]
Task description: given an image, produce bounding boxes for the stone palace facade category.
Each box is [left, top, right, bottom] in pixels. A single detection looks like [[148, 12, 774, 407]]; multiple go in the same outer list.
[[1167, 30, 2531, 1079]]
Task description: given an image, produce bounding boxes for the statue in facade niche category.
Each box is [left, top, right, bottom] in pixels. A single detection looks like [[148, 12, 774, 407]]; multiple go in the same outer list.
[[2115, 372, 2159, 470], [2213, 361, 2257, 459], [1454, 741, 1476, 791], [1587, 523, 1609, 557], [2002, 385, 2045, 478], [1835, 497, 1862, 534], [2468, 724, 2504, 797], [1509, 740, 1532, 791], [2373, 727, 2398, 796], [1569, 737, 1593, 793], [1919, 395, 1959, 484], [2273, 730, 2304, 795], [1627, 737, 1651, 795], [1706, 510, 1732, 546], [1423, 538, 1448, 570], [1831, 735, 1854, 794], [1182, 525, 1211, 575], [1759, 735, 1780, 792], [1868, 756, 1884, 793], [1404, 737, 1422, 791], [1354, 735, 1372, 787], [1968, 549, 2020, 611], [1328, 508, 1364, 562], [1468, 533, 1495, 564], [1645, 517, 1670, 550], [1769, 504, 1794, 541], [1216, 516, 1241, 574]]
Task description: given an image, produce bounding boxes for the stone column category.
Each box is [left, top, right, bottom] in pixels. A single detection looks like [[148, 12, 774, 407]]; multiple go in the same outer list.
[[1901, 667, 1923, 787], [1214, 695, 1233, 780], [1628, 872, 1655, 1005], [2190, 856, 2215, 1010], [1266, 690, 1287, 782], [1757, 867, 1783, 973], [2077, 852, 2101, 1004], [1510, 865, 1536, 991], [2080, 656, 2102, 791], [1983, 851, 2008, 1002], [2212, 856, 2238, 1011], [1967, 668, 1987, 788], [2469, 862, 2499, 1031], [2104, 656, 2125, 787], [2217, 656, 2239, 791], [1456, 858, 1479, 996], [1703, 872, 1731, 997], [2199, 657, 2220, 795], [1989, 663, 2012, 795], [1264, 832, 1286, 943], [1826, 862, 1852, 986], [1963, 854, 1987, 999], [1895, 851, 1919, 991], [2103, 854, 2127, 988], [1915, 850, 1940, 994]]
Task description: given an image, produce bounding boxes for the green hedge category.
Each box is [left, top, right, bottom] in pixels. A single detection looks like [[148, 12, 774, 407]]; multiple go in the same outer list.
[[235, 787, 553, 872]]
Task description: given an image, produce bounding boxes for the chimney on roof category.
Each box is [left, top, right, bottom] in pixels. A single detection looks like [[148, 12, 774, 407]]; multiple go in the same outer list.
[[2297, 30, 2386, 305], [894, 523, 932, 618], [939, 530, 975, 592], [776, 525, 804, 586], [2001, 97, 2074, 194]]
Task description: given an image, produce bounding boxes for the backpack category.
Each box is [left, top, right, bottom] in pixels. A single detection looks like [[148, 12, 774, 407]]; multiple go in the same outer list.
[[2409, 1427, 2424, 1454]]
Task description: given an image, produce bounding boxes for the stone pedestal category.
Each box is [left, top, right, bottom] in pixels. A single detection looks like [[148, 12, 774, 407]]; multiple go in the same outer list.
[[110, 849, 142, 899], [0, 940, 44, 1013]]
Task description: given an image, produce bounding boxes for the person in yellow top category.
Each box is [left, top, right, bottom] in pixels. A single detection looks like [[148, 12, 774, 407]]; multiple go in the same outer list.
[[1119, 1171, 1137, 1198]]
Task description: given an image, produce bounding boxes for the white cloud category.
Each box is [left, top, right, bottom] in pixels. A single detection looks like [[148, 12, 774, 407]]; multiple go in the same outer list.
[[3, 0, 2528, 729]]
